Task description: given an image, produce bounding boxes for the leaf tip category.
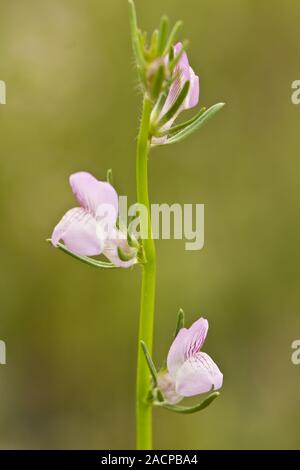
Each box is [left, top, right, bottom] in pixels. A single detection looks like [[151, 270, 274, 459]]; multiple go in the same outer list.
[[106, 168, 113, 185]]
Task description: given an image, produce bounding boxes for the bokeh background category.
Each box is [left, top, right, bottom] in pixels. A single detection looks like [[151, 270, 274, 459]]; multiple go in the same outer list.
[[0, 0, 300, 449]]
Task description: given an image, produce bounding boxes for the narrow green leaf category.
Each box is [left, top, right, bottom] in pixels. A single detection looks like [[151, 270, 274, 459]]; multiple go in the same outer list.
[[163, 21, 183, 56], [157, 80, 190, 127], [174, 308, 185, 338], [47, 239, 117, 269], [140, 341, 158, 387], [157, 16, 170, 55], [153, 103, 225, 146], [158, 392, 220, 414]]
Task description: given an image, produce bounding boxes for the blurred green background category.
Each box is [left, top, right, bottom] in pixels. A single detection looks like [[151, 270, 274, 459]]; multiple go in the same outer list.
[[0, 0, 300, 449]]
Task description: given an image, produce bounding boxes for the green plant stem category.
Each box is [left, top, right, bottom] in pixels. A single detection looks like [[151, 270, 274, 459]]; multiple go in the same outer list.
[[136, 95, 156, 450]]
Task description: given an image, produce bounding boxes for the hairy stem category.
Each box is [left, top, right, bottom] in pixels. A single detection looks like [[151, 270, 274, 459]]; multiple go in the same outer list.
[[136, 95, 156, 450]]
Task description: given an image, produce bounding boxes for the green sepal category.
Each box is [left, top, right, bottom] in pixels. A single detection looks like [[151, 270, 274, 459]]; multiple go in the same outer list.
[[174, 308, 185, 338], [157, 80, 190, 127], [154, 388, 164, 403], [117, 246, 137, 262], [140, 341, 158, 387], [127, 230, 140, 249], [47, 239, 117, 269], [155, 391, 220, 414], [168, 46, 174, 62], [150, 91, 168, 125], [152, 103, 225, 146], [151, 64, 165, 101]]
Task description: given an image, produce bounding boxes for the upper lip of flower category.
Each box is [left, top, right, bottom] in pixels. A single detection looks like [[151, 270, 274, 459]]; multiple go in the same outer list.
[[166, 317, 223, 397], [51, 171, 137, 268]]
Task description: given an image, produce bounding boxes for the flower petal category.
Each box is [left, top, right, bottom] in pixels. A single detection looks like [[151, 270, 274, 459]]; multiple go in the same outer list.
[[69, 172, 119, 218], [166, 43, 199, 113], [167, 328, 189, 376], [184, 317, 208, 360], [159, 43, 189, 119], [103, 229, 137, 268], [173, 43, 199, 111], [175, 352, 223, 397], [174, 42, 190, 79], [167, 317, 208, 377], [51, 207, 103, 256], [184, 67, 199, 109]]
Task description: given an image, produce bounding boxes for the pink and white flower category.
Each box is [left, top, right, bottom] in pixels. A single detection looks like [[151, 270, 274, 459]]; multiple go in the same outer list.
[[152, 42, 200, 145], [159, 317, 223, 403], [51, 171, 137, 268]]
